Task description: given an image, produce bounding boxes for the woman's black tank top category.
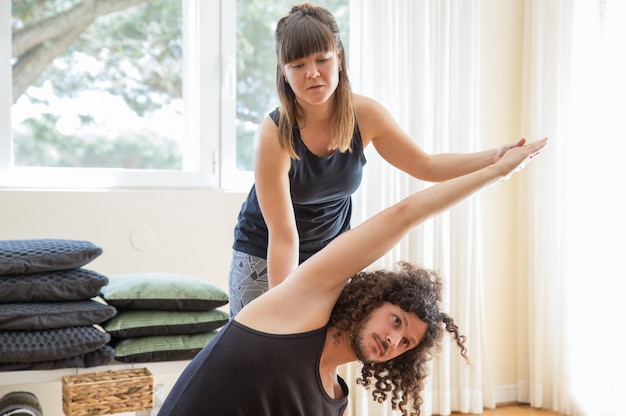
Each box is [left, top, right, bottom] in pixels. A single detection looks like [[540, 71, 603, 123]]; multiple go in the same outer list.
[[233, 108, 367, 262]]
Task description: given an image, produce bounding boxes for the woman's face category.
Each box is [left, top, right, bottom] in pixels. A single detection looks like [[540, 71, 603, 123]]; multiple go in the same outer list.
[[282, 50, 341, 107]]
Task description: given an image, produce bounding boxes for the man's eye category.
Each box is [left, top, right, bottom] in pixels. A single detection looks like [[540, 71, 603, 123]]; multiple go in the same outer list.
[[402, 338, 410, 347]]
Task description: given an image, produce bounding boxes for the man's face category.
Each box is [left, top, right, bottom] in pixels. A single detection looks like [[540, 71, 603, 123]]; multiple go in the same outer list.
[[352, 302, 427, 364]]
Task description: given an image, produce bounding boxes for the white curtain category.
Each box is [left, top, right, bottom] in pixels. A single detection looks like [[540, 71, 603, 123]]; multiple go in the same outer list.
[[520, 0, 626, 415], [344, 1, 493, 415]]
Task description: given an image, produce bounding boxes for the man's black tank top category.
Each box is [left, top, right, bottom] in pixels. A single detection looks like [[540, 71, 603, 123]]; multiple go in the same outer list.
[[233, 108, 366, 262], [158, 320, 349, 415]]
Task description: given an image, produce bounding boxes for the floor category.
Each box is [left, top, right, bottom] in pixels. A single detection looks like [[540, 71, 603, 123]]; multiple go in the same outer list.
[[451, 404, 563, 415]]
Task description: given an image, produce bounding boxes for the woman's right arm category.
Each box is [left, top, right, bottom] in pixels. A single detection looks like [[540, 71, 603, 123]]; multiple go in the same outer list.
[[253, 116, 300, 287]]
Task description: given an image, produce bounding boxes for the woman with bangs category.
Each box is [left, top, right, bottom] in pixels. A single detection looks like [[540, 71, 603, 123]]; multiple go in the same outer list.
[[228, 3, 525, 317]]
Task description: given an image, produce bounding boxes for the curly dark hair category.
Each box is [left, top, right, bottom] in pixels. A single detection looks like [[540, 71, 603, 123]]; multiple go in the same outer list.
[[328, 262, 468, 416]]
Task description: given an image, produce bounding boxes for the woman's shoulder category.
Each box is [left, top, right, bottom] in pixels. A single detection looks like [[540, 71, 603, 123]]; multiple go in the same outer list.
[[353, 94, 393, 143], [353, 93, 386, 116], [268, 106, 281, 124], [255, 113, 281, 146], [353, 92, 375, 106]]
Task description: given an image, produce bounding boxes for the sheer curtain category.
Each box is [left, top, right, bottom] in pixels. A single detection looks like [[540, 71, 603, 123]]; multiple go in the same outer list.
[[343, 1, 493, 415], [520, 0, 626, 415]]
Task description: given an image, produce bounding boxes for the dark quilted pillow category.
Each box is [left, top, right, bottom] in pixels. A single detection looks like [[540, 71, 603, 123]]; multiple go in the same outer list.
[[0, 345, 115, 371], [0, 326, 110, 363], [0, 268, 108, 303], [0, 239, 102, 276], [0, 300, 117, 331]]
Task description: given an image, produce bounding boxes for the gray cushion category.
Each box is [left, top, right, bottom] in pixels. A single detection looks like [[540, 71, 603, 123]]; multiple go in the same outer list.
[[0, 326, 110, 363], [0, 268, 109, 302], [0, 345, 115, 371], [104, 308, 228, 338], [0, 300, 117, 331], [0, 239, 102, 276], [101, 273, 228, 311]]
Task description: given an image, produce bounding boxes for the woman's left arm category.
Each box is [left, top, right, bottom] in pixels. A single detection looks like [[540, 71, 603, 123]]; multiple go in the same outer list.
[[355, 94, 524, 182]]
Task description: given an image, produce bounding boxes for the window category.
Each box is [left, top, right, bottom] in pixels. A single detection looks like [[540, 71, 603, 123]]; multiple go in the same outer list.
[[2, 0, 219, 189], [1, 0, 348, 191]]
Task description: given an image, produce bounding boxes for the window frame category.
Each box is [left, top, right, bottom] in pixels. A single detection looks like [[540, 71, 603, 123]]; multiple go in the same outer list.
[[219, 0, 254, 192], [0, 0, 228, 190]]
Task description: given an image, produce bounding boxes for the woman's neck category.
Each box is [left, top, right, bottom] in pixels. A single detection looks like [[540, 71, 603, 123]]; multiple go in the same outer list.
[[296, 97, 335, 126]]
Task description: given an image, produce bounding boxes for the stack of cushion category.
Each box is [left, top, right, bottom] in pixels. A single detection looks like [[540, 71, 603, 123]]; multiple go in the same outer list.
[[101, 272, 229, 363], [0, 239, 116, 371]]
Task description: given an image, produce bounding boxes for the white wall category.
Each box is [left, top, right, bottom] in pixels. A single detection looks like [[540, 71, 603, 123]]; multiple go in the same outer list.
[[480, 0, 525, 400], [0, 189, 245, 282]]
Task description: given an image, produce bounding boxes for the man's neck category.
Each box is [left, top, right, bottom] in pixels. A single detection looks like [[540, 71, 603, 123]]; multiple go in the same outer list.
[[318, 327, 355, 400], [320, 327, 357, 371]]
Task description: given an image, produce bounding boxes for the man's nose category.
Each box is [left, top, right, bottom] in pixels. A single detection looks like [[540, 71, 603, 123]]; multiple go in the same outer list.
[[386, 334, 400, 348]]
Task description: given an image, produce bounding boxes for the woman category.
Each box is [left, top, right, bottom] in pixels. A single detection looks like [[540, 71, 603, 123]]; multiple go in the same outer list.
[[229, 3, 523, 316]]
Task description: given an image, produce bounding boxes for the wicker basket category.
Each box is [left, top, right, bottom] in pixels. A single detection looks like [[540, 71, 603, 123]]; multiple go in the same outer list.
[[62, 368, 153, 416]]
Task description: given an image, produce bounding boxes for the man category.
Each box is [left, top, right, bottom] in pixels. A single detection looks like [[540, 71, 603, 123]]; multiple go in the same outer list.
[[158, 138, 547, 416]]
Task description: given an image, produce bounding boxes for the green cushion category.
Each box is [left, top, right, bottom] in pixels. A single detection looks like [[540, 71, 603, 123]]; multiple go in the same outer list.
[[101, 273, 228, 311], [112, 331, 218, 362], [104, 308, 228, 338]]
